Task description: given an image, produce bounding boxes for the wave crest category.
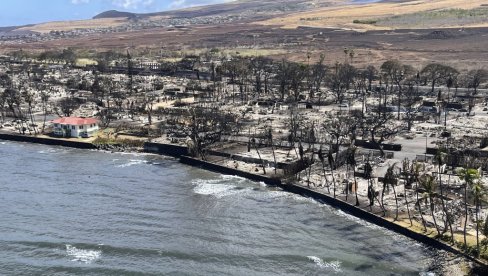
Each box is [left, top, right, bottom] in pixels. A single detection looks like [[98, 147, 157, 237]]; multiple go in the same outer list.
[[66, 244, 101, 264], [307, 256, 342, 273]]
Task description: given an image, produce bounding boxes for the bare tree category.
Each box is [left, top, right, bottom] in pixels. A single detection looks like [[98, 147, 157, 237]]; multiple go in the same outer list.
[[308, 54, 327, 99], [172, 107, 240, 160], [365, 65, 377, 92], [327, 62, 356, 103], [421, 63, 458, 93], [288, 63, 307, 102], [56, 97, 80, 117], [381, 59, 415, 119], [249, 56, 272, 98], [275, 59, 291, 101], [467, 69, 488, 95], [362, 109, 404, 157]]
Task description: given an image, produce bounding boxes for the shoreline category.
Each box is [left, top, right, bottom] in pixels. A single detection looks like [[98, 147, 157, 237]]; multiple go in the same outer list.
[[1, 132, 487, 273]]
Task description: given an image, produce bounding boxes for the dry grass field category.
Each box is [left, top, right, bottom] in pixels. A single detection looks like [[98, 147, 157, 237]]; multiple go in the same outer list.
[[18, 18, 127, 33], [259, 0, 488, 31]]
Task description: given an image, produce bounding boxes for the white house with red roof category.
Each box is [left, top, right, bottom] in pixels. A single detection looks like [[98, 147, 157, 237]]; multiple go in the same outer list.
[[52, 117, 99, 138]]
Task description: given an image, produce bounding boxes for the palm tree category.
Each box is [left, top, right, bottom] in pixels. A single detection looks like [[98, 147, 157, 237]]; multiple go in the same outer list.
[[457, 167, 480, 248], [413, 162, 428, 232], [327, 148, 337, 198], [470, 178, 486, 255], [436, 147, 454, 240], [364, 160, 374, 208], [40, 90, 50, 133], [318, 147, 331, 194], [419, 174, 440, 236], [347, 146, 360, 206], [401, 159, 414, 226], [383, 163, 400, 220]]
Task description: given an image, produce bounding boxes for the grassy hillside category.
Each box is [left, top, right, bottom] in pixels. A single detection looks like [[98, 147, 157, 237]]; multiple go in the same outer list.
[[259, 0, 488, 30], [375, 7, 488, 29]]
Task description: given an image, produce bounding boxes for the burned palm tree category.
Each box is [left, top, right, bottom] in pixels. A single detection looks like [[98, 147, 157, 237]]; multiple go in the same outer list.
[[470, 178, 486, 255], [347, 146, 360, 206], [383, 163, 400, 220], [413, 161, 428, 232], [458, 167, 480, 248], [318, 146, 331, 194], [435, 147, 454, 241], [251, 136, 266, 175], [401, 159, 414, 226], [419, 174, 440, 236], [364, 160, 374, 208], [327, 148, 337, 198]]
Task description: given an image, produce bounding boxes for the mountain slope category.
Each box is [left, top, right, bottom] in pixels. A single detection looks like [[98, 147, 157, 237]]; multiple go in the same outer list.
[[92, 0, 347, 20], [93, 10, 137, 19]]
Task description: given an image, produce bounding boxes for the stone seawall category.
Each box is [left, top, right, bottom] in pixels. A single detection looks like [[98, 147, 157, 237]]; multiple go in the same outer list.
[[179, 155, 282, 186], [143, 142, 188, 157], [0, 132, 96, 149]]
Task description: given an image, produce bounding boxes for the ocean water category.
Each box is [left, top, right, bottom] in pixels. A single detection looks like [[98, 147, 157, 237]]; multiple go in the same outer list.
[[0, 141, 439, 275]]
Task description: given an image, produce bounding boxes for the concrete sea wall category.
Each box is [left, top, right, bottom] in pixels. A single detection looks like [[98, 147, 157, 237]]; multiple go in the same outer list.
[[144, 142, 188, 157], [0, 132, 96, 149], [180, 155, 281, 186]]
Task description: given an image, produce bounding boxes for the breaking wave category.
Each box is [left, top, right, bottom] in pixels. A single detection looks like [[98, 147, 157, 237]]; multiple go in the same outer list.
[[65, 244, 101, 264], [115, 159, 148, 168], [307, 256, 342, 273]]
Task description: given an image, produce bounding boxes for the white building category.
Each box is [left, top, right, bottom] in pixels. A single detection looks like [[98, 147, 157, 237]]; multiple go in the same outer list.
[[52, 117, 99, 138]]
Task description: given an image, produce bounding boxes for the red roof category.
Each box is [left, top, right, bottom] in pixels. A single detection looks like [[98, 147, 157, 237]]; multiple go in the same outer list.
[[52, 117, 98, 126]]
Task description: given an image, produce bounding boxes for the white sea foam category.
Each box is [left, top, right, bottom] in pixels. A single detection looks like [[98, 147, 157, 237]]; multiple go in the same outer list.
[[193, 183, 252, 198], [115, 151, 153, 157], [287, 193, 322, 204], [251, 190, 287, 200], [65, 244, 101, 264], [221, 174, 248, 184], [116, 159, 147, 168], [221, 174, 245, 180], [192, 174, 246, 186], [38, 148, 58, 154], [307, 256, 342, 273]]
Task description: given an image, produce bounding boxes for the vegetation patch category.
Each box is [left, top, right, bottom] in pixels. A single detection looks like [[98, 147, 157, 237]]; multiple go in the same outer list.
[[92, 137, 144, 148], [352, 19, 377, 25], [376, 7, 488, 28], [75, 58, 98, 67]]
